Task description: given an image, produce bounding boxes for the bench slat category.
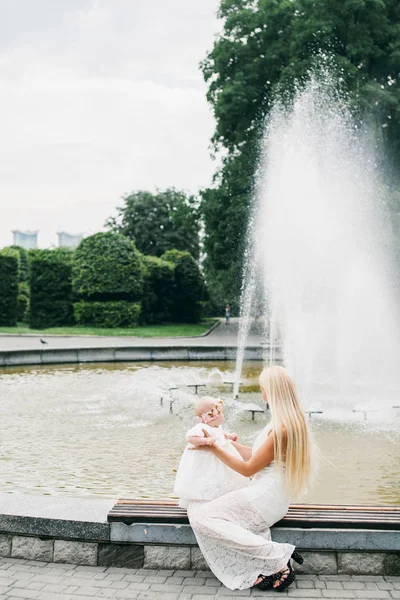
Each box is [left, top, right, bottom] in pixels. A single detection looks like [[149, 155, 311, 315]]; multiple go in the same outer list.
[[107, 500, 400, 530]]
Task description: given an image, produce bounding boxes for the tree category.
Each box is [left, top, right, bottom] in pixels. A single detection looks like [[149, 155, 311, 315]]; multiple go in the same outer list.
[[141, 255, 175, 324], [107, 188, 201, 260], [201, 0, 400, 305], [161, 250, 206, 323]]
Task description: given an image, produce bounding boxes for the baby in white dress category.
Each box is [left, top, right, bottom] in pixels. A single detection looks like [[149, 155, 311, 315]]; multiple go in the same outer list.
[[174, 397, 247, 508]]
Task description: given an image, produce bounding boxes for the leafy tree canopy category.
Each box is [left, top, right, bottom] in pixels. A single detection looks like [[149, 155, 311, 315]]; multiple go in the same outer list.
[[107, 188, 201, 260], [201, 0, 400, 307]]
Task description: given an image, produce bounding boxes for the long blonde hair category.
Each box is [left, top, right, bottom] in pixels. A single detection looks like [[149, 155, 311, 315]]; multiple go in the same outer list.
[[259, 365, 316, 497]]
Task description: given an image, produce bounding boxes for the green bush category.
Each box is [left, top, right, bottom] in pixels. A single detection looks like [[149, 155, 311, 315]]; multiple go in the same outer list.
[[141, 255, 175, 324], [9, 245, 29, 282], [161, 250, 206, 323], [73, 232, 143, 301], [29, 250, 74, 329], [73, 300, 141, 328], [0, 251, 19, 326], [17, 282, 30, 322]]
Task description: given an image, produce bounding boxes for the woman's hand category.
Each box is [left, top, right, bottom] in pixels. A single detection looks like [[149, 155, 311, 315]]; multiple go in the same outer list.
[[189, 429, 216, 450]]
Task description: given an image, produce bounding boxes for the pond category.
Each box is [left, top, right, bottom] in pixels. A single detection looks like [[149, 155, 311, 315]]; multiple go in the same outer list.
[[0, 361, 399, 505]]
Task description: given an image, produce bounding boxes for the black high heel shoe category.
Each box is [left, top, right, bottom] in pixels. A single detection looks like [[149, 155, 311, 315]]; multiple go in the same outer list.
[[273, 562, 295, 593], [253, 574, 275, 590], [253, 551, 302, 592]]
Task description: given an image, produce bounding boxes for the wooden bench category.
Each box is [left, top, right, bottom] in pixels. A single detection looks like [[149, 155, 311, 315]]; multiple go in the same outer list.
[[108, 500, 400, 531]]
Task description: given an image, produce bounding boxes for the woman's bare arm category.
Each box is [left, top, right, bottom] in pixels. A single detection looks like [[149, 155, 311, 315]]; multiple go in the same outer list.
[[230, 441, 253, 461], [193, 430, 275, 477]]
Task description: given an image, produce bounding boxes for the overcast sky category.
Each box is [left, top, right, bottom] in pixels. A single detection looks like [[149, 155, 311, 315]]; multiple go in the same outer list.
[[0, 0, 220, 248]]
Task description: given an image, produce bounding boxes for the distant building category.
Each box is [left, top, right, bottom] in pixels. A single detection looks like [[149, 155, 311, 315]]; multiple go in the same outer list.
[[12, 230, 38, 249], [57, 232, 83, 249]]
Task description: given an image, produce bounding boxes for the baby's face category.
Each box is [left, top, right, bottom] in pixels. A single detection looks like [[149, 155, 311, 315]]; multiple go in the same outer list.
[[197, 398, 225, 426]]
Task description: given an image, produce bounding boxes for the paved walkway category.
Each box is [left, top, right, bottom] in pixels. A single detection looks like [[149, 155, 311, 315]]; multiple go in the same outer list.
[[0, 559, 399, 600], [0, 319, 268, 351]]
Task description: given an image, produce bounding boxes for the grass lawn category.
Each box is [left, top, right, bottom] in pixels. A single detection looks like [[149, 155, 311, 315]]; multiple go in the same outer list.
[[0, 320, 219, 338]]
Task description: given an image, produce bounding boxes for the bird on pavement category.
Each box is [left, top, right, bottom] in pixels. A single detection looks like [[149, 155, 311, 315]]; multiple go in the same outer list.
[[40, 338, 48, 345]]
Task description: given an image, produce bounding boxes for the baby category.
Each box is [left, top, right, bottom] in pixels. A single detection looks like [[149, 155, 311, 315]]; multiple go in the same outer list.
[[174, 396, 247, 508]]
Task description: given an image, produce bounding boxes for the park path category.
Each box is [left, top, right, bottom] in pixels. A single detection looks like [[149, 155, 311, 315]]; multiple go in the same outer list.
[[0, 318, 268, 351], [0, 557, 399, 599]]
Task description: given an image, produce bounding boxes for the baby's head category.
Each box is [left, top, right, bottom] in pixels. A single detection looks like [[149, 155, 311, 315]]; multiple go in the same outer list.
[[195, 396, 224, 427]]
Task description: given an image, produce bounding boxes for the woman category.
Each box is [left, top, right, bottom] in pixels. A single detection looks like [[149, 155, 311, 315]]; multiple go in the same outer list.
[[188, 365, 316, 592]]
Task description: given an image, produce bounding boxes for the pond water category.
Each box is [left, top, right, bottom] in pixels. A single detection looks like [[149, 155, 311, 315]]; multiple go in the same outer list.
[[0, 361, 399, 504]]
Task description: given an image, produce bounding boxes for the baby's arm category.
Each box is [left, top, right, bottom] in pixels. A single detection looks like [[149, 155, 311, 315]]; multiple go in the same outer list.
[[188, 435, 215, 447]]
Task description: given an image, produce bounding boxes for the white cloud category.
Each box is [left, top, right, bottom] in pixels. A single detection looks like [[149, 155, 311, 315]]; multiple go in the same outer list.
[[0, 0, 220, 247]]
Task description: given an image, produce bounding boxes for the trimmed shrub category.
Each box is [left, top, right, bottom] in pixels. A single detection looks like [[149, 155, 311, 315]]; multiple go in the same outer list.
[[72, 232, 143, 301], [161, 250, 206, 323], [17, 282, 30, 322], [141, 255, 175, 324], [73, 300, 141, 328], [8, 245, 29, 283], [0, 250, 19, 326], [29, 250, 74, 329]]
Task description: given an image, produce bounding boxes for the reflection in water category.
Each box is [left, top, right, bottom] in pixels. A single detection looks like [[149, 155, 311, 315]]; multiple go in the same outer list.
[[0, 362, 399, 504]]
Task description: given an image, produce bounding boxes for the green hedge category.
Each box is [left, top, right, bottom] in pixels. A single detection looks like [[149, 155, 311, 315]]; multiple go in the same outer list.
[[0, 251, 19, 326], [161, 249, 205, 323], [73, 300, 141, 328], [17, 282, 30, 322], [72, 232, 144, 301], [29, 250, 74, 329], [141, 255, 175, 324]]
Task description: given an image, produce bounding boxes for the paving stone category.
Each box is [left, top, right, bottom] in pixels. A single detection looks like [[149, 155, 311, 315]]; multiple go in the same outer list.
[[321, 592, 356, 598], [11, 536, 53, 562], [287, 591, 324, 597], [151, 583, 185, 593], [342, 582, 366, 590], [297, 580, 316, 588], [5, 588, 41, 598], [184, 577, 205, 586], [354, 592, 390, 598], [121, 574, 145, 582], [326, 581, 344, 589], [107, 580, 129, 589], [378, 582, 395, 590], [390, 592, 400, 598], [216, 588, 250, 596], [143, 575, 168, 584], [54, 541, 98, 567]]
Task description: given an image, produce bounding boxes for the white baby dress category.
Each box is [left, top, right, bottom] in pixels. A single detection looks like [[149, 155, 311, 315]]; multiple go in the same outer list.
[[174, 423, 248, 508]]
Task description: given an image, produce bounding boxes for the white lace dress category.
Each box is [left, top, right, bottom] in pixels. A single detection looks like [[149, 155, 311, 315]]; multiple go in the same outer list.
[[174, 423, 247, 508], [187, 423, 295, 590]]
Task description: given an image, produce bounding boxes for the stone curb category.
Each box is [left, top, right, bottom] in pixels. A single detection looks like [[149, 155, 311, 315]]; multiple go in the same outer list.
[[0, 512, 399, 574], [0, 345, 277, 367]]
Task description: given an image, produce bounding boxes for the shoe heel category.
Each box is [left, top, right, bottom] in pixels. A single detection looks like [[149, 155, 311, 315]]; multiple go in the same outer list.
[[292, 551, 303, 565]]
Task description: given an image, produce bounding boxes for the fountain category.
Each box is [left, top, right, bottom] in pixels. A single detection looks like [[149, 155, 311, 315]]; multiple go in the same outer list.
[[235, 67, 400, 413]]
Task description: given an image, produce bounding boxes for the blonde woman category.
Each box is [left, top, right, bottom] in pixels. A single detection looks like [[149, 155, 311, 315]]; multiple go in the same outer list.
[[188, 365, 316, 593]]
